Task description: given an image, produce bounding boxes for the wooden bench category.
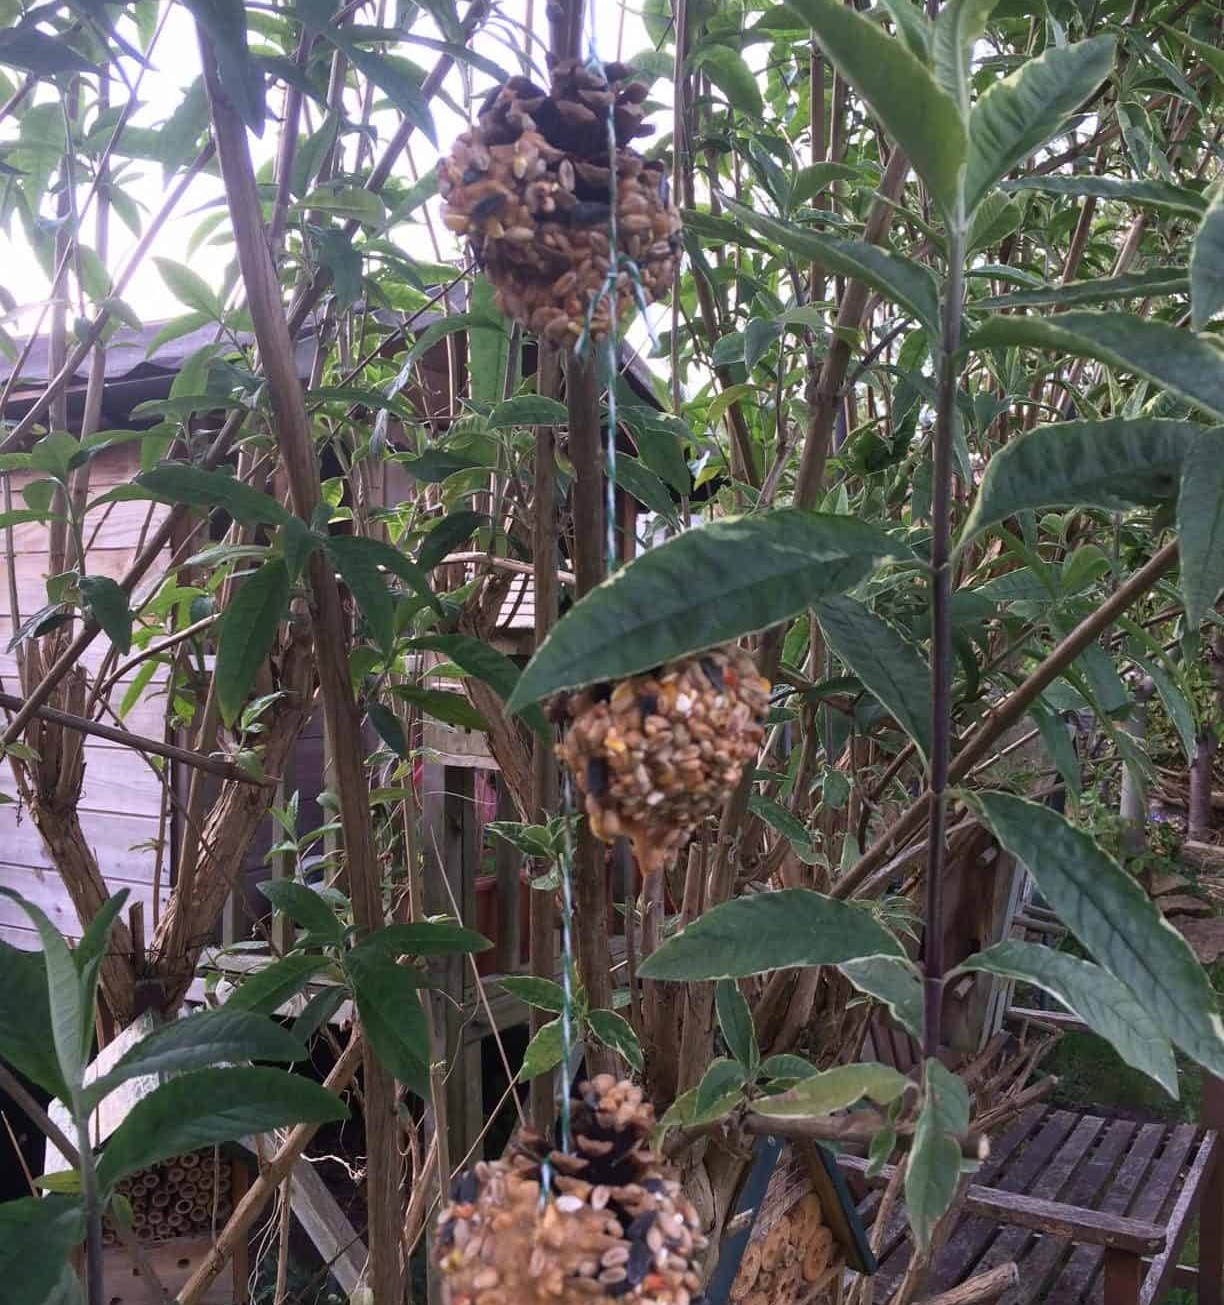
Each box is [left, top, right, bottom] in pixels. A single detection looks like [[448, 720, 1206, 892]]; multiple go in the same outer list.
[[849, 1014, 1224, 1305]]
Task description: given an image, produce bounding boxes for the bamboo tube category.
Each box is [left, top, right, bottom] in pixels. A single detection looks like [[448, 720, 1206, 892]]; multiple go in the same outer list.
[[181, 1151, 201, 1170]]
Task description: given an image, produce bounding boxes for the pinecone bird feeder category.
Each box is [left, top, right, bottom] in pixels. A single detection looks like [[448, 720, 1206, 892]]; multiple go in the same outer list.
[[436, 1075, 707, 1305], [558, 648, 770, 873], [438, 60, 682, 345]]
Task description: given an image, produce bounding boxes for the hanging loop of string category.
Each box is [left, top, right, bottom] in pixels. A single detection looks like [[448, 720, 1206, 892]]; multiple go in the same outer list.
[[543, 22, 647, 1203]]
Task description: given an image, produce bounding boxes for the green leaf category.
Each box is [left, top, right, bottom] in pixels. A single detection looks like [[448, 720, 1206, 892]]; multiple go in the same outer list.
[[617, 456, 680, 527], [96, 1066, 346, 1190], [500, 975, 566, 1013], [299, 185, 386, 226], [817, 595, 932, 762], [508, 510, 899, 711], [964, 37, 1115, 216], [258, 880, 345, 944], [359, 920, 491, 956], [397, 447, 485, 483], [716, 979, 759, 1073], [660, 1063, 745, 1131], [124, 463, 291, 527], [1190, 188, 1224, 332], [958, 941, 1177, 1095], [410, 634, 550, 738], [416, 509, 487, 572], [961, 418, 1197, 544], [0, 892, 85, 1096], [344, 942, 430, 1096], [0, 27, 97, 74], [974, 267, 1188, 310], [86, 1009, 306, 1108], [964, 791, 1224, 1076], [215, 560, 290, 726], [78, 575, 132, 655], [326, 535, 397, 653], [782, 0, 965, 220], [725, 198, 941, 334], [226, 954, 327, 1015], [519, 1017, 566, 1080], [391, 685, 489, 732], [839, 956, 924, 1041], [1178, 428, 1224, 628], [748, 795, 818, 863], [184, 0, 265, 131], [1002, 174, 1206, 217], [0, 941, 67, 1099], [1133, 653, 1196, 769], [753, 1062, 908, 1117], [0, 1195, 84, 1305], [488, 396, 569, 428], [933, 0, 999, 117], [328, 534, 438, 618], [875, 0, 931, 62], [588, 1009, 644, 1072], [1029, 701, 1081, 799], [759, 1054, 820, 1083], [791, 162, 865, 207], [638, 888, 904, 981], [468, 276, 511, 406], [691, 45, 763, 117], [966, 191, 1023, 255], [280, 517, 321, 581], [153, 257, 221, 318], [970, 312, 1224, 422], [906, 1060, 965, 1250]]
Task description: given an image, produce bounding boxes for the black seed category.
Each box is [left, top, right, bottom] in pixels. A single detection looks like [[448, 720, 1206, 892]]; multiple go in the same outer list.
[[643, 1178, 666, 1194], [627, 1239, 654, 1284], [462, 165, 483, 184], [568, 200, 612, 226], [471, 192, 506, 220], [605, 1278, 635, 1298], [699, 657, 725, 691], [638, 693, 658, 720], [590, 682, 612, 703], [587, 757, 609, 796], [437, 1218, 455, 1248], [451, 1170, 479, 1203], [624, 1211, 657, 1239]]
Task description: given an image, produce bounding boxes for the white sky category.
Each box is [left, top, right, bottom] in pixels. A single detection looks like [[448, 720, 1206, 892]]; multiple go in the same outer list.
[[0, 0, 661, 339]]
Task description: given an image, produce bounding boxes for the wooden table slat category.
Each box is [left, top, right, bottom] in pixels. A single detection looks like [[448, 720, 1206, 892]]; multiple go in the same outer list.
[[1140, 1132, 1219, 1305], [1000, 1119, 1139, 1305], [1045, 1124, 1171, 1305], [1083, 1127, 1201, 1305], [961, 1116, 1106, 1298], [923, 1110, 1082, 1293]]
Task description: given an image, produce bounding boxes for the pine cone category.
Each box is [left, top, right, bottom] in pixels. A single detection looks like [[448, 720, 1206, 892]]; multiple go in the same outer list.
[[558, 649, 770, 872], [437, 1076, 707, 1305], [437, 60, 681, 344]]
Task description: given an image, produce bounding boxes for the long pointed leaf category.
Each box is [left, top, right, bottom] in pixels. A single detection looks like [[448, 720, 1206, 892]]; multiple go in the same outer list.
[[215, 559, 290, 726], [0, 891, 86, 1096], [637, 888, 905, 981], [964, 37, 1115, 215], [783, 0, 966, 220], [964, 791, 1224, 1076], [1190, 189, 1224, 332], [725, 198, 941, 333], [817, 595, 933, 762], [508, 511, 901, 711], [961, 418, 1199, 544], [1002, 174, 1206, 217], [959, 940, 1178, 1094], [970, 313, 1224, 419], [95, 1066, 348, 1190], [1179, 428, 1224, 628], [933, 0, 999, 117]]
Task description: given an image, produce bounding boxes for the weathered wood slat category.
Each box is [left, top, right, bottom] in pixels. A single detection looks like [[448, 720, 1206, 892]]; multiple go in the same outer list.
[[1140, 1132, 1218, 1305], [1004, 1120, 1139, 1305], [0, 741, 165, 816], [1082, 1127, 1200, 1305], [914, 1111, 1080, 1295], [966, 1115, 1106, 1298], [839, 1153, 1167, 1255], [1044, 1125, 1172, 1305]]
